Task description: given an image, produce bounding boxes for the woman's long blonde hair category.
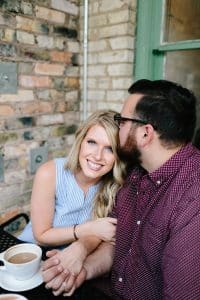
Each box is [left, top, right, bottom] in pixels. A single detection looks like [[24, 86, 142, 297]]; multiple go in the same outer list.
[[66, 110, 126, 218]]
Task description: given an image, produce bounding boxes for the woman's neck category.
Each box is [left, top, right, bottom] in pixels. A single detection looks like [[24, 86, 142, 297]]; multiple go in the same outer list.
[[74, 170, 99, 195]]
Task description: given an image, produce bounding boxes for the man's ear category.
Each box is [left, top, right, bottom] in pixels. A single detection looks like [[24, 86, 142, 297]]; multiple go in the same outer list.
[[138, 124, 154, 147]]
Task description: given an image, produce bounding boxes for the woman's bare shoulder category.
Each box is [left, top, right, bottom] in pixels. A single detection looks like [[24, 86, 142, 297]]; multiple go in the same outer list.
[[34, 160, 56, 181]]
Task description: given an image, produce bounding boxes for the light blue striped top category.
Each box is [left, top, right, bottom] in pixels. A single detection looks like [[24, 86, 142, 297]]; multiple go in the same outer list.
[[18, 157, 100, 245]]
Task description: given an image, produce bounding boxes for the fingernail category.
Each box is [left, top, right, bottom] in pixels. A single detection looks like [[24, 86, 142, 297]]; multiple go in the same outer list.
[[45, 285, 50, 290], [53, 291, 59, 296], [58, 265, 63, 272]]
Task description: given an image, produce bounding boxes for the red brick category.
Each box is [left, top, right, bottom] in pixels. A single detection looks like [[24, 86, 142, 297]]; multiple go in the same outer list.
[[22, 102, 53, 114], [50, 51, 72, 63], [19, 75, 52, 88], [34, 63, 65, 76], [55, 101, 68, 113], [0, 208, 20, 225], [35, 6, 65, 24], [0, 105, 14, 116], [68, 77, 79, 88]]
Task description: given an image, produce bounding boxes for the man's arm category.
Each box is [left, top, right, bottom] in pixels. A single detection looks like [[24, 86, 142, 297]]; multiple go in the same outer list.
[[60, 241, 115, 297], [84, 240, 114, 280], [162, 196, 200, 299]]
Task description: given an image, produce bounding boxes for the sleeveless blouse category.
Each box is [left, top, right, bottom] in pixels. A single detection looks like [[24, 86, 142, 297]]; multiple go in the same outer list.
[[18, 157, 99, 244]]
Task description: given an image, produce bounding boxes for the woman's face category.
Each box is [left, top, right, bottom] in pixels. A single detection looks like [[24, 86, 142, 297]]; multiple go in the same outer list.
[[78, 124, 115, 183]]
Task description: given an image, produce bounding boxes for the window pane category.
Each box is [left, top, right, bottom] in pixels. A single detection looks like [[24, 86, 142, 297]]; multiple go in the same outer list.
[[164, 50, 200, 128], [164, 0, 200, 42]]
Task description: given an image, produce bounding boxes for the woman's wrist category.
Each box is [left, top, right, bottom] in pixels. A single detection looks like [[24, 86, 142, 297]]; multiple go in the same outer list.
[[67, 239, 88, 260], [75, 222, 91, 238], [73, 224, 78, 240]]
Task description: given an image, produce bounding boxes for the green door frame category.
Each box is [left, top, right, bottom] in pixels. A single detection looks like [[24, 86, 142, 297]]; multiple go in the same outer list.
[[135, 0, 200, 80]]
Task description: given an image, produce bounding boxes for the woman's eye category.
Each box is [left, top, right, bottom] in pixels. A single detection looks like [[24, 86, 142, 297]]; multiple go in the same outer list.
[[119, 120, 125, 126], [105, 146, 113, 153], [87, 139, 96, 144]]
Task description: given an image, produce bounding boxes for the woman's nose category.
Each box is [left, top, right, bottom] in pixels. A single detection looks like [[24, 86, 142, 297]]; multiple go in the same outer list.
[[94, 147, 103, 160]]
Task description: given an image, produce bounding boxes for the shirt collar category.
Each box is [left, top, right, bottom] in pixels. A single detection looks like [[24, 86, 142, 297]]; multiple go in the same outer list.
[[128, 143, 195, 187], [149, 143, 195, 186]]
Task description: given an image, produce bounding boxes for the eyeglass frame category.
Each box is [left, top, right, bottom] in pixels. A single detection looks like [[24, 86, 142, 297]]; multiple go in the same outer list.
[[114, 113, 147, 126]]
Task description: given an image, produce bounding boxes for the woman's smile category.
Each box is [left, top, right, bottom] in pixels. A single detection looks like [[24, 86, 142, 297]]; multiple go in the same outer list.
[[77, 124, 115, 184], [87, 159, 103, 171]]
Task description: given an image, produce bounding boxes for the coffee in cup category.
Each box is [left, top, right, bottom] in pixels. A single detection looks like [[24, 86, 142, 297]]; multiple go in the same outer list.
[[1, 243, 42, 280], [8, 252, 37, 264]]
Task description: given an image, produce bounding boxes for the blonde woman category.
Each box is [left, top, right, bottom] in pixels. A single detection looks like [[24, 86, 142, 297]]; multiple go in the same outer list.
[[19, 110, 126, 248]]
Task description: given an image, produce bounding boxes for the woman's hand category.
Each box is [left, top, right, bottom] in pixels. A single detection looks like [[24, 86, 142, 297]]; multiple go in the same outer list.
[[79, 217, 117, 242], [48, 267, 87, 297], [63, 267, 87, 297], [42, 242, 87, 292], [58, 241, 88, 275]]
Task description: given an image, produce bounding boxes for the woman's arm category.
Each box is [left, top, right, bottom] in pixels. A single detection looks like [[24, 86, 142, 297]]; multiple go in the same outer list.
[[31, 160, 117, 246], [31, 160, 75, 246], [42, 235, 102, 291], [75, 217, 117, 242], [43, 235, 102, 277], [42, 240, 115, 296]]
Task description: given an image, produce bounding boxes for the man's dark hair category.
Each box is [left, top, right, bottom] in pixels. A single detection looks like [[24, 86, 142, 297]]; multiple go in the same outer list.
[[128, 79, 196, 145], [193, 128, 200, 150]]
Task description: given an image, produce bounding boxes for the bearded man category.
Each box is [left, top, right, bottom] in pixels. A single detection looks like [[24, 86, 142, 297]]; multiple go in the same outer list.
[[42, 79, 200, 300]]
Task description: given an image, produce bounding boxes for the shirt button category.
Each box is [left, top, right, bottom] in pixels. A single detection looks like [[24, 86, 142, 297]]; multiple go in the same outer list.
[[136, 191, 139, 195], [129, 248, 132, 253], [156, 180, 161, 185], [118, 277, 123, 282], [137, 220, 141, 225]]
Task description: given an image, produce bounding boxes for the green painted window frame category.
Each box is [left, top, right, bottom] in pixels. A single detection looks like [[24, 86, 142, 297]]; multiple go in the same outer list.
[[135, 0, 200, 80]]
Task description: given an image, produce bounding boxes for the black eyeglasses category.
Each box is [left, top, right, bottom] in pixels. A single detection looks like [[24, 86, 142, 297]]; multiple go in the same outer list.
[[114, 113, 148, 127]]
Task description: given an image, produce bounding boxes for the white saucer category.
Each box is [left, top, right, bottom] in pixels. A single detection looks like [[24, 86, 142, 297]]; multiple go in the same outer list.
[[0, 294, 28, 300], [0, 266, 43, 292]]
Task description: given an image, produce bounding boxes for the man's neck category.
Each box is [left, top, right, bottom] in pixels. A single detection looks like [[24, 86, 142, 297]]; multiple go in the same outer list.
[[141, 144, 183, 173]]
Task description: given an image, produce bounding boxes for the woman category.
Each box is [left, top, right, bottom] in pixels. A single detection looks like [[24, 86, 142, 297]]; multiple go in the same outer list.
[[19, 110, 126, 248]]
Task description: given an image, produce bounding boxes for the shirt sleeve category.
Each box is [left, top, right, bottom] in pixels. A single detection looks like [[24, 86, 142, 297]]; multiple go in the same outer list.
[[162, 188, 200, 300], [108, 189, 121, 219]]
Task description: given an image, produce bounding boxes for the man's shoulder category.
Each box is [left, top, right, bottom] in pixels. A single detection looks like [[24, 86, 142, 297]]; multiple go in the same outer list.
[[182, 146, 200, 175], [169, 148, 200, 202]]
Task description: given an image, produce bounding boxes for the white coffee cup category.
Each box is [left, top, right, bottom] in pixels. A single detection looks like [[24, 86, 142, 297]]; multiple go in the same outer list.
[[0, 294, 28, 300], [0, 243, 42, 281]]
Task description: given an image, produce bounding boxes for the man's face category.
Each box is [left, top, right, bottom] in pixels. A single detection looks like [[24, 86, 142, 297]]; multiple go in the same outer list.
[[118, 125, 142, 167], [119, 93, 143, 147], [118, 93, 143, 166]]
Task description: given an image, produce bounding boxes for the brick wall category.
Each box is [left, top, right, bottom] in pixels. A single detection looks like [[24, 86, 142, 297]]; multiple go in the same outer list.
[[0, 0, 80, 223], [79, 0, 136, 115], [0, 0, 137, 224]]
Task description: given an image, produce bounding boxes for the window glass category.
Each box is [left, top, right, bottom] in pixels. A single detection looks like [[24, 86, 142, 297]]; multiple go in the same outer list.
[[164, 0, 200, 42], [165, 49, 200, 127]]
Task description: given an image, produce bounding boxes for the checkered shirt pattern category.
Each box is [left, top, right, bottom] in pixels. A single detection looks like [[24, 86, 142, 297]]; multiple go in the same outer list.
[[109, 143, 200, 300]]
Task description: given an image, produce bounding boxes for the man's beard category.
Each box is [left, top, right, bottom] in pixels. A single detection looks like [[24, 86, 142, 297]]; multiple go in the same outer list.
[[118, 130, 142, 170]]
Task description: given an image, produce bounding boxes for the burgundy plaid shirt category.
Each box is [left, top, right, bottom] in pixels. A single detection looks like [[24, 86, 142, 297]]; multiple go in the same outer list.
[[109, 143, 200, 300]]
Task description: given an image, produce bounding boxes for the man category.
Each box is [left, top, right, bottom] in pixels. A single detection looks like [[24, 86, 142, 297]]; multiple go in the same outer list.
[[42, 79, 200, 299]]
